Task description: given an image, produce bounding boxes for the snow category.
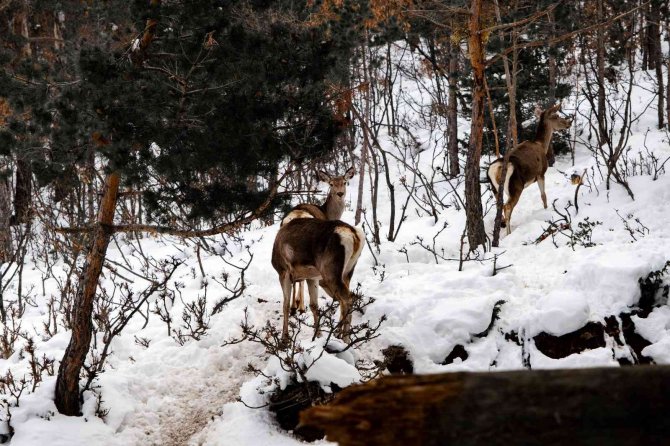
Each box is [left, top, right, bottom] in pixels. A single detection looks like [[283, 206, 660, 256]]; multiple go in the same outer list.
[[2, 44, 670, 445]]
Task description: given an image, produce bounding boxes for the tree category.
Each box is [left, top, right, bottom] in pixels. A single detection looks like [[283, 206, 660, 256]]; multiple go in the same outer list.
[[463, 0, 488, 251], [51, 0, 352, 415]]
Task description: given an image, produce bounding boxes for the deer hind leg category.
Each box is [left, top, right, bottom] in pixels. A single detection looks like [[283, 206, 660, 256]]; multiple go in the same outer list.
[[320, 276, 352, 342], [297, 280, 306, 313], [306, 279, 321, 339], [537, 176, 547, 209], [280, 273, 293, 342], [290, 282, 298, 316], [503, 190, 521, 235]]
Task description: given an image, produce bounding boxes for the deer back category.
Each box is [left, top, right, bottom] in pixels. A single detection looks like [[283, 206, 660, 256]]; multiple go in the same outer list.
[[272, 219, 363, 279], [281, 203, 327, 226]]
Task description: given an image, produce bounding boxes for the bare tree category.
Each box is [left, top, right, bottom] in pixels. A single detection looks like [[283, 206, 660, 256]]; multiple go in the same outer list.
[[463, 0, 488, 251]]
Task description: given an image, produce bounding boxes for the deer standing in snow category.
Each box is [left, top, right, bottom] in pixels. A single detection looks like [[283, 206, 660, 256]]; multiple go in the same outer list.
[[272, 218, 364, 342], [281, 167, 355, 314], [487, 103, 572, 234]]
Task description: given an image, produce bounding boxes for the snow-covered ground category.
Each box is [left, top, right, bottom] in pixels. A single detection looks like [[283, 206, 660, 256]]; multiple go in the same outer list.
[[2, 50, 670, 445]]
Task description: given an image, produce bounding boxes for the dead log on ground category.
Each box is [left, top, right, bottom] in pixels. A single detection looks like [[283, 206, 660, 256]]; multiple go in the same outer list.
[[300, 365, 670, 446]]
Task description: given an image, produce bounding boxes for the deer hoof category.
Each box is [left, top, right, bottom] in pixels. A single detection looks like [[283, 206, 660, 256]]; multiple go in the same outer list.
[[290, 307, 297, 316], [280, 335, 291, 349]]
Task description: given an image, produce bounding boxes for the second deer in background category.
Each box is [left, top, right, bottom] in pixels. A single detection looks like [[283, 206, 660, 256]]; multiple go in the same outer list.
[[487, 103, 572, 234]]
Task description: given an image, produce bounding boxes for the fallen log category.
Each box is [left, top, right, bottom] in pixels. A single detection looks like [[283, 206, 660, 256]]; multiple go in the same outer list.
[[300, 365, 670, 446]]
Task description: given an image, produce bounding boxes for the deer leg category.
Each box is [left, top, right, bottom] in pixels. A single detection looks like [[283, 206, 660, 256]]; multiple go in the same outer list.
[[503, 192, 521, 235], [280, 273, 293, 342], [290, 282, 298, 316], [297, 280, 306, 313], [336, 283, 352, 343], [537, 176, 547, 209], [306, 279, 320, 339]]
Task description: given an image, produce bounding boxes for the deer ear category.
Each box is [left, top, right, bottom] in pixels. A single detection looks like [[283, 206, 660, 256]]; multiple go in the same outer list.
[[534, 105, 543, 119], [316, 171, 330, 183], [550, 102, 562, 112], [344, 166, 356, 180]]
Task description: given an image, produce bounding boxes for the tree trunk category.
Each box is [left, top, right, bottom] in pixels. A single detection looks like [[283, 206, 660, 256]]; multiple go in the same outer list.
[[54, 172, 120, 416], [0, 171, 12, 263], [464, 0, 487, 251], [491, 0, 516, 248], [355, 44, 369, 226], [301, 366, 670, 446], [447, 34, 460, 177], [13, 158, 31, 224], [596, 0, 606, 136], [650, 1, 664, 128], [667, 16, 670, 128]]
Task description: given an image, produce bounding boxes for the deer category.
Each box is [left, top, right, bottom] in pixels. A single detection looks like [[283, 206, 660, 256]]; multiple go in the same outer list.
[[272, 218, 364, 343], [487, 103, 572, 234], [280, 167, 355, 315]]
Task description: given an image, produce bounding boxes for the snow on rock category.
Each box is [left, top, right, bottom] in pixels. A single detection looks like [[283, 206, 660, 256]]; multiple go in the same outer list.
[[533, 290, 590, 337]]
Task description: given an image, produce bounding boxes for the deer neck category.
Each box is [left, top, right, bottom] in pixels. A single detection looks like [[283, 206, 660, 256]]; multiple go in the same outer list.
[[534, 117, 554, 155], [321, 194, 345, 220]]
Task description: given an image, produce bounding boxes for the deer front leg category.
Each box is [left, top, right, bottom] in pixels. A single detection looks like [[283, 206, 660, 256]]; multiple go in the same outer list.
[[280, 274, 293, 343], [537, 176, 547, 209]]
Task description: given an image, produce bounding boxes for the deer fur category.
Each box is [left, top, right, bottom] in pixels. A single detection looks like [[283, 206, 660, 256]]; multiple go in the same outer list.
[[272, 218, 364, 342], [280, 167, 355, 314], [487, 103, 572, 234]]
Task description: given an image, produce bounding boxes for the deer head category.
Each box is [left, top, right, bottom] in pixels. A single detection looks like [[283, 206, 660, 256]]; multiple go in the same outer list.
[[535, 103, 573, 131], [315, 167, 355, 220], [317, 167, 355, 199]]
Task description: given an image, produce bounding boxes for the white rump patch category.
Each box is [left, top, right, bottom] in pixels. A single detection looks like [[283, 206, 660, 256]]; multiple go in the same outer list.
[[335, 226, 364, 277], [487, 162, 514, 199]]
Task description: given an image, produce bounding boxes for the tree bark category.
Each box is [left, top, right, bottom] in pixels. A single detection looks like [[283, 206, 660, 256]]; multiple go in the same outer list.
[[596, 0, 606, 135], [301, 366, 670, 446], [0, 170, 12, 263], [464, 0, 487, 251], [447, 34, 460, 177], [13, 158, 31, 224], [354, 45, 369, 226], [650, 1, 664, 128], [666, 15, 670, 128], [54, 172, 120, 416]]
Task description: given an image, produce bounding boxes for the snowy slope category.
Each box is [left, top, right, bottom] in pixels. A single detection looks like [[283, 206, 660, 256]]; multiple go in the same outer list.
[[2, 49, 670, 446]]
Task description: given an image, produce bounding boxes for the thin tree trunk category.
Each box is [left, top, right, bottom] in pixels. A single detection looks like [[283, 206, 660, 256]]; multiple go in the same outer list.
[[651, 1, 665, 128], [447, 33, 460, 177], [14, 158, 31, 224], [547, 9, 557, 105], [54, 172, 120, 416], [596, 0, 607, 143], [12, 4, 33, 224], [464, 0, 488, 251], [667, 15, 670, 127], [0, 171, 12, 263], [355, 44, 369, 226]]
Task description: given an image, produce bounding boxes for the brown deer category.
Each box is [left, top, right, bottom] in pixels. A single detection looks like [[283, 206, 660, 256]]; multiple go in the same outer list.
[[487, 103, 572, 234], [281, 167, 355, 314], [272, 218, 364, 342]]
